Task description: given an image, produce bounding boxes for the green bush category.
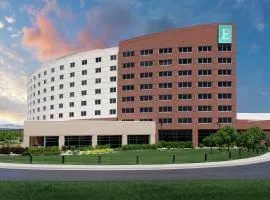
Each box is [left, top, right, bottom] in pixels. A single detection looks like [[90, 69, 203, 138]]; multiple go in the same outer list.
[[95, 145, 110, 149], [26, 146, 60, 155], [121, 142, 192, 151]]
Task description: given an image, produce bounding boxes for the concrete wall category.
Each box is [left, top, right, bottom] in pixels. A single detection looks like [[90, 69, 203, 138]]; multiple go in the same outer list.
[[23, 120, 156, 147]]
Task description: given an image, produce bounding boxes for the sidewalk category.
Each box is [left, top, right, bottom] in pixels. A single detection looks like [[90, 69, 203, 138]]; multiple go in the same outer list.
[[0, 152, 270, 171]]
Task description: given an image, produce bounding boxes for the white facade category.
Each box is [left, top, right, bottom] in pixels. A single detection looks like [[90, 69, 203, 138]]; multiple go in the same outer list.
[[27, 47, 119, 121], [237, 113, 270, 121]]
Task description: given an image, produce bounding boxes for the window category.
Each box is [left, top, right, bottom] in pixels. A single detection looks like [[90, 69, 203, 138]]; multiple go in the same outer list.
[[198, 58, 212, 64], [96, 57, 102, 63], [198, 105, 212, 112], [70, 82, 75, 87], [218, 117, 232, 124], [110, 87, 116, 93], [139, 119, 153, 121], [43, 115, 46, 120], [82, 70, 87, 75], [43, 106, 46, 110], [159, 118, 172, 124], [218, 105, 232, 112], [59, 103, 63, 109], [59, 113, 63, 118], [51, 77, 55, 82], [50, 114, 54, 119], [110, 55, 117, 60], [159, 59, 172, 66], [140, 95, 153, 101], [60, 65, 64, 70], [140, 107, 153, 113], [179, 58, 192, 65], [110, 76, 116, 82], [70, 72, 75, 77], [96, 68, 101, 73], [198, 46, 212, 52], [178, 118, 192, 124], [81, 90, 87, 96], [179, 47, 192, 53], [81, 111, 87, 116], [140, 72, 153, 78], [198, 82, 212, 88], [69, 112, 74, 117], [178, 70, 192, 76], [159, 71, 172, 77], [70, 62, 75, 68], [123, 62, 134, 68], [122, 85, 134, 91], [70, 92, 75, 97], [38, 74, 41, 78], [218, 81, 232, 88], [159, 82, 172, 88], [69, 102, 74, 107], [43, 88, 47, 93], [59, 94, 63, 99], [60, 75, 64, 80], [110, 109, 116, 115], [110, 65, 117, 71], [198, 93, 212, 99], [140, 61, 153, 67], [123, 74, 134, 80], [140, 49, 153, 55], [95, 89, 101, 94], [198, 118, 212, 124], [159, 48, 172, 54], [95, 99, 101, 105], [123, 51, 135, 57], [50, 95, 54, 100], [218, 57, 232, 63], [44, 71, 47, 75], [110, 98, 116, 104], [44, 80, 47, 84], [122, 96, 134, 102], [81, 101, 87, 106], [50, 105, 54, 110], [178, 82, 192, 88], [122, 108, 134, 113], [218, 44, 231, 52], [178, 106, 192, 112], [140, 84, 153, 90], [159, 106, 172, 112], [159, 95, 172, 101], [95, 78, 101, 84], [218, 93, 232, 99], [218, 69, 232, 75], [51, 86, 54, 91], [82, 59, 87, 65], [82, 80, 87, 85]]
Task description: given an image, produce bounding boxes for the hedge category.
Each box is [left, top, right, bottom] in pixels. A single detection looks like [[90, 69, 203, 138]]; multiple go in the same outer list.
[[0, 147, 25, 154], [23, 146, 60, 155]]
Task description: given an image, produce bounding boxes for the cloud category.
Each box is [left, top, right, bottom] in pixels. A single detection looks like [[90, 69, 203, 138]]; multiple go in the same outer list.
[[249, 43, 261, 53], [0, 1, 10, 9], [6, 26, 12, 32], [0, 21, 4, 29], [258, 91, 268, 96], [0, 43, 25, 63], [22, 15, 75, 61], [5, 16, 16, 24], [11, 33, 20, 38], [80, 0, 85, 8], [256, 22, 265, 32]]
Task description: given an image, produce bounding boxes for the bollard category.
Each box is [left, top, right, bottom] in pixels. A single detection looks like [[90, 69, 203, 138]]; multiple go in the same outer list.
[[204, 153, 207, 161], [239, 148, 242, 157], [62, 155, 65, 164], [98, 155, 101, 164], [136, 155, 139, 164], [29, 155, 32, 164], [172, 155, 175, 163], [229, 151, 232, 160]]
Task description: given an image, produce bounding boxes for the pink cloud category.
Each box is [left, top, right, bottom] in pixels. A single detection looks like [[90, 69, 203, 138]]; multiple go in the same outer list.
[[22, 15, 74, 61]]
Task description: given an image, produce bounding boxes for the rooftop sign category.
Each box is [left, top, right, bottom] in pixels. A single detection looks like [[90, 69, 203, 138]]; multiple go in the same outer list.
[[218, 25, 232, 43]]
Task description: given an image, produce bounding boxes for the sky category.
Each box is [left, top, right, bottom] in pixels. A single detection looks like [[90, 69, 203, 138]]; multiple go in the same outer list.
[[0, 0, 270, 127]]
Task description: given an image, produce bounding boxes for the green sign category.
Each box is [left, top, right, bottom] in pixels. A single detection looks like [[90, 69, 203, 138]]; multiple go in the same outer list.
[[218, 25, 232, 43]]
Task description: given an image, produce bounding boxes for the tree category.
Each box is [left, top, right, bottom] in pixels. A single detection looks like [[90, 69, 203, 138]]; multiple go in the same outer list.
[[245, 126, 265, 150], [203, 135, 215, 155], [236, 133, 246, 147], [216, 126, 237, 151]]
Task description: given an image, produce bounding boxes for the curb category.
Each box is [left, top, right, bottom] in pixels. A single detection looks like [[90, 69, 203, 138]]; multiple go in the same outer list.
[[0, 152, 269, 171]]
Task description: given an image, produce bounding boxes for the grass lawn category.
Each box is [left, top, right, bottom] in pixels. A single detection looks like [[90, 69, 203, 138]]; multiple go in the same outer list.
[[0, 148, 265, 165], [0, 180, 270, 200]]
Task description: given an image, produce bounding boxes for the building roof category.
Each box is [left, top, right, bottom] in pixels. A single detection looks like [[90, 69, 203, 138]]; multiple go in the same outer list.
[[237, 113, 270, 121]]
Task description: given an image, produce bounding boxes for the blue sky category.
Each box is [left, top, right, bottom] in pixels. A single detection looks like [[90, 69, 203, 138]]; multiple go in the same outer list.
[[0, 0, 270, 126]]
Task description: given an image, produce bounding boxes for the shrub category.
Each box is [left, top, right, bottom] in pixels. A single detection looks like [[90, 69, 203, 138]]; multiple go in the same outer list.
[[0, 147, 26, 154], [61, 146, 69, 151], [26, 146, 60, 155], [95, 145, 110, 149]]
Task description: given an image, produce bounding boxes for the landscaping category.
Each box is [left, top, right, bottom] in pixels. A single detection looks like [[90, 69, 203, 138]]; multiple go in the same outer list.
[[0, 180, 270, 200]]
